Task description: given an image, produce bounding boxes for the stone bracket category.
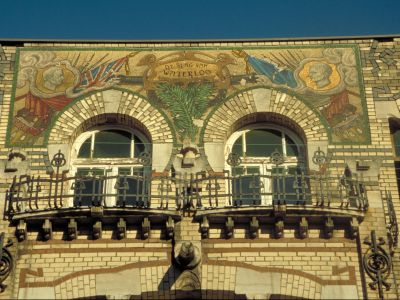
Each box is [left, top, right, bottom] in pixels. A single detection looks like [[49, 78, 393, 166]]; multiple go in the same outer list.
[[117, 218, 126, 239], [166, 216, 174, 239], [16, 220, 26, 242], [226, 217, 234, 239], [324, 217, 334, 238], [275, 220, 284, 238], [200, 216, 209, 239], [68, 218, 77, 240], [42, 219, 52, 241], [299, 217, 308, 239], [93, 221, 102, 239], [142, 217, 150, 239], [250, 217, 259, 239]]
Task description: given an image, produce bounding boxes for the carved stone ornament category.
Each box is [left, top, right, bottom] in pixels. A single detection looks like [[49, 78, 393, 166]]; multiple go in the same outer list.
[[174, 241, 201, 270]]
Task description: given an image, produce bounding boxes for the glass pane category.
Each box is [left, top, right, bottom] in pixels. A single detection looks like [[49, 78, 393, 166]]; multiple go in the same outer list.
[[74, 168, 104, 206], [117, 167, 147, 207], [246, 166, 260, 175], [93, 130, 131, 158], [232, 167, 244, 176], [77, 137, 92, 158], [134, 135, 145, 157], [394, 130, 400, 157], [245, 129, 282, 157], [285, 135, 299, 157], [272, 166, 307, 205], [232, 135, 243, 156], [232, 175, 262, 205]]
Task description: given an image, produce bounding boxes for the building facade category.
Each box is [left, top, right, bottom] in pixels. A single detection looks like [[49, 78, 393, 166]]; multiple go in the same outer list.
[[0, 37, 399, 299]]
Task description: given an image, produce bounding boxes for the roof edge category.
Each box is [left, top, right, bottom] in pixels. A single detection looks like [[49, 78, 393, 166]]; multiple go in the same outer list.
[[0, 34, 399, 45]]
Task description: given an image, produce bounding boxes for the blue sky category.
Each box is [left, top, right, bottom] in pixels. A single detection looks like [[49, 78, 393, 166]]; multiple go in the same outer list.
[[0, 0, 399, 40]]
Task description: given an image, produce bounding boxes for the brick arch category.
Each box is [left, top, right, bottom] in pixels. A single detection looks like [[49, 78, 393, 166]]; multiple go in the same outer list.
[[203, 87, 329, 144], [202, 88, 329, 171], [47, 89, 174, 145]]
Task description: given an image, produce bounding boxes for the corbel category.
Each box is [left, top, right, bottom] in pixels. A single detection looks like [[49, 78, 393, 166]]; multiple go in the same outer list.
[[250, 217, 259, 239], [275, 220, 284, 238], [226, 217, 234, 239], [16, 220, 27, 242], [299, 217, 308, 239], [200, 217, 209, 239], [273, 202, 286, 218], [324, 217, 334, 238], [42, 219, 52, 241], [166, 217, 175, 239], [117, 218, 126, 240], [349, 217, 359, 239], [142, 217, 150, 239], [93, 221, 102, 240], [68, 218, 77, 240]]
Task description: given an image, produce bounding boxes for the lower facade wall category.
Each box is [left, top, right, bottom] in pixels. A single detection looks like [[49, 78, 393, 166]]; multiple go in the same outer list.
[[8, 237, 364, 299]]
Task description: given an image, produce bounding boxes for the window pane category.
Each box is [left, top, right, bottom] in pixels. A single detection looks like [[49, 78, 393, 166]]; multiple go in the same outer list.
[[117, 167, 147, 207], [285, 135, 299, 157], [232, 167, 244, 176], [245, 129, 282, 157], [93, 130, 131, 158], [246, 166, 260, 175], [232, 175, 262, 205], [232, 135, 243, 156], [74, 168, 105, 206], [394, 130, 400, 157], [133, 135, 145, 157], [77, 137, 92, 158]]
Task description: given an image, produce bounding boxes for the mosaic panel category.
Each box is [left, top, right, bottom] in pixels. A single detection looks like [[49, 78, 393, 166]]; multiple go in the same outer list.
[[7, 45, 369, 146]]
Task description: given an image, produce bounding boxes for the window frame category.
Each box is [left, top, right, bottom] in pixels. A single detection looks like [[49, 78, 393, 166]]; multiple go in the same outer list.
[[70, 125, 151, 207], [225, 124, 306, 206]]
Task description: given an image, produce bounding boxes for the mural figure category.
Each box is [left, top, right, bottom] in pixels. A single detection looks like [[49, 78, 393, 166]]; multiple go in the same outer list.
[[12, 52, 132, 144], [232, 49, 364, 141]]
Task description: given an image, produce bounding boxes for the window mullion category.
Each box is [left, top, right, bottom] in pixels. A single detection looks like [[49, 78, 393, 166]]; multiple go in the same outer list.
[[91, 132, 95, 159], [282, 131, 287, 156], [242, 132, 246, 157], [131, 133, 135, 158]]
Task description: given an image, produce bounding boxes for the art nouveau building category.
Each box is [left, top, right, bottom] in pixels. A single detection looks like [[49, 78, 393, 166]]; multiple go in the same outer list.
[[0, 36, 399, 299]]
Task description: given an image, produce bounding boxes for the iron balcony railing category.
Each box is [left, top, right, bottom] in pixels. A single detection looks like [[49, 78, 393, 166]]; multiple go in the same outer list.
[[5, 168, 368, 217]]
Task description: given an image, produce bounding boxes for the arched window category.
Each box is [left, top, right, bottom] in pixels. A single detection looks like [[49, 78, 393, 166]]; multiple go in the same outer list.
[[226, 125, 306, 206], [71, 126, 151, 207]]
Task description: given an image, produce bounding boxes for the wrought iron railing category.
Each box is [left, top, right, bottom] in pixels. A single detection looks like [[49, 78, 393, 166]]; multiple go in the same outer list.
[[5, 168, 369, 217]]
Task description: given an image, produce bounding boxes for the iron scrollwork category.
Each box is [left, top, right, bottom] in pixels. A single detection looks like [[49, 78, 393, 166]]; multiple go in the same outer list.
[[312, 147, 326, 167], [139, 151, 152, 166], [226, 152, 241, 167], [385, 190, 398, 254], [363, 230, 392, 299], [0, 233, 13, 292]]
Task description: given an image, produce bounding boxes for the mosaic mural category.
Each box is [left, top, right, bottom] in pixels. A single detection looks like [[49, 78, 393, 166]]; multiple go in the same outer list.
[[8, 46, 369, 146]]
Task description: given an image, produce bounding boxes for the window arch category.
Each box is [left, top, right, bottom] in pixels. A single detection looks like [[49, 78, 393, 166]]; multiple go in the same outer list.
[[225, 124, 307, 206], [71, 125, 151, 207]]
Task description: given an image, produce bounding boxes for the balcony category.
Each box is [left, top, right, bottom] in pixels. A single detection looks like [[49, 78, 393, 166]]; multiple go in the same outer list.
[[5, 166, 368, 240]]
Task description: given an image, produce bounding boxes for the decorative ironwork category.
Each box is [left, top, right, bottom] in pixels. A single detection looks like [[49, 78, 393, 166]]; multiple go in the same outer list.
[[0, 233, 13, 292], [385, 190, 398, 254], [226, 152, 241, 167], [312, 147, 326, 167], [270, 149, 284, 166], [363, 230, 392, 299], [138, 151, 152, 166], [5, 167, 369, 217], [51, 150, 66, 168]]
